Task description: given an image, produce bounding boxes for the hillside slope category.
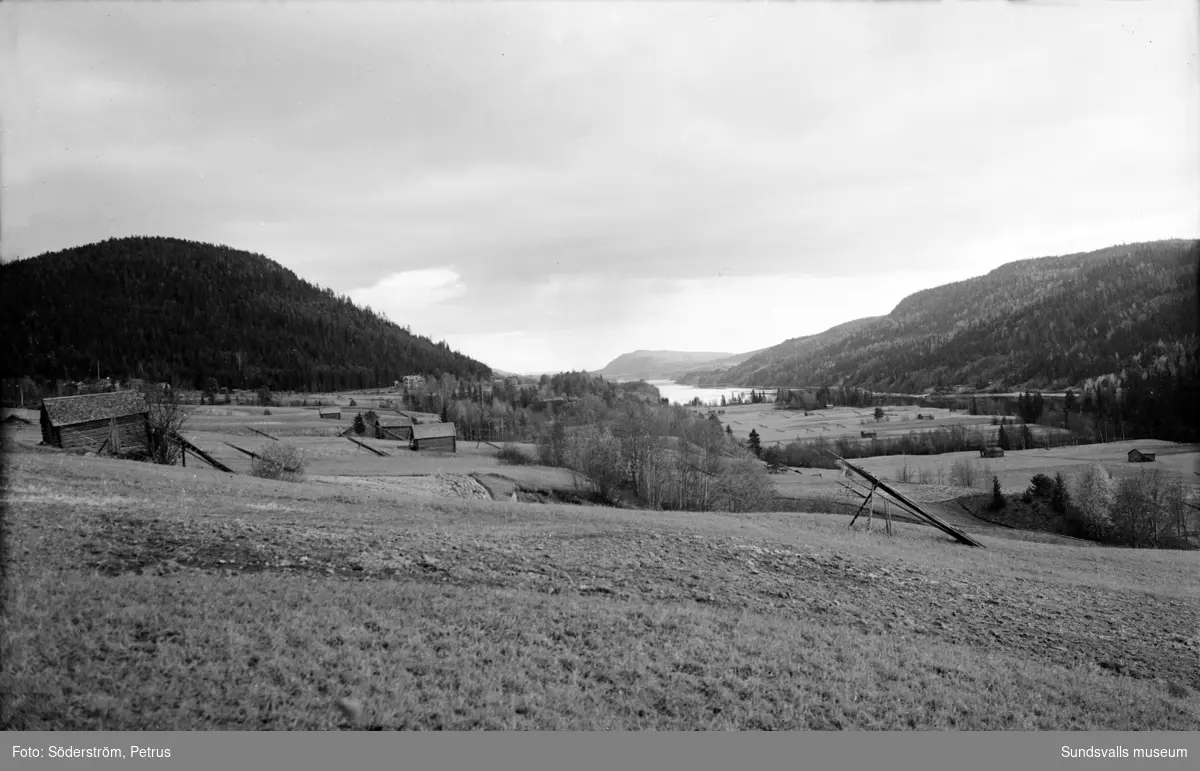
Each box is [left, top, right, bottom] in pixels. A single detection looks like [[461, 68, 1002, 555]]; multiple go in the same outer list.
[[0, 236, 492, 390], [722, 239, 1198, 391], [678, 318, 882, 386], [596, 349, 752, 381]]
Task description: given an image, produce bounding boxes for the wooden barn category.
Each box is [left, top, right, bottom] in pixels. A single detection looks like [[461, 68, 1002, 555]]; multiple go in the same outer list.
[[375, 415, 413, 441], [979, 447, 1005, 458], [318, 406, 341, 420], [860, 430, 877, 438], [1127, 448, 1156, 463], [395, 410, 443, 425], [40, 391, 150, 453], [410, 422, 457, 452]]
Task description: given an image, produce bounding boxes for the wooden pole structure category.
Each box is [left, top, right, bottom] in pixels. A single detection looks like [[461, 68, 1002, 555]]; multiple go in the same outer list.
[[224, 441, 260, 459], [830, 451, 984, 547], [170, 432, 234, 473], [247, 426, 280, 441], [885, 499, 893, 536], [848, 483, 878, 528], [346, 435, 388, 457]]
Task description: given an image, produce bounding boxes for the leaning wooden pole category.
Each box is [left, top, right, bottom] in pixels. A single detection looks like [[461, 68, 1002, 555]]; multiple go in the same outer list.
[[829, 452, 984, 547], [247, 426, 280, 441], [224, 441, 260, 460], [848, 483, 878, 528], [169, 432, 235, 473], [346, 435, 388, 457]]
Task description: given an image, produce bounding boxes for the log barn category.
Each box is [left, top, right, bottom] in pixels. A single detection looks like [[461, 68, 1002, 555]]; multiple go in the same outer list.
[[410, 422, 457, 452], [40, 391, 150, 453], [375, 415, 413, 441], [979, 447, 1005, 458], [318, 406, 341, 419], [1127, 448, 1156, 463]]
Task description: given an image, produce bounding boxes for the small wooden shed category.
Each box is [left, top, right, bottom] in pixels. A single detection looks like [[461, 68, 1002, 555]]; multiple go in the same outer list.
[[410, 421, 457, 452], [1127, 448, 1156, 463], [318, 406, 341, 420], [375, 415, 413, 441], [40, 391, 150, 453], [980, 447, 1005, 458], [860, 430, 877, 438]]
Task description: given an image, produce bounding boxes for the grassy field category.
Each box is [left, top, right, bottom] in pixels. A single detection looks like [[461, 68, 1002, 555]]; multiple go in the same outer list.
[[852, 439, 1200, 493], [701, 404, 1073, 449], [3, 433, 1199, 730]]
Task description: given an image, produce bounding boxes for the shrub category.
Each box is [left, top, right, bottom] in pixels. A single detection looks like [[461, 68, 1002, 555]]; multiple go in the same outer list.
[[895, 460, 914, 484], [263, 408, 272, 416], [251, 443, 306, 483], [1028, 473, 1055, 498], [349, 398, 357, 407], [496, 444, 535, 466], [949, 457, 978, 488]]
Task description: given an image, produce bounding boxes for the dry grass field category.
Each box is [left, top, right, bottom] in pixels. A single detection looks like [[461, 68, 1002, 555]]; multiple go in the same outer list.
[[852, 440, 1200, 494], [3, 420, 1199, 730], [703, 404, 1070, 448]]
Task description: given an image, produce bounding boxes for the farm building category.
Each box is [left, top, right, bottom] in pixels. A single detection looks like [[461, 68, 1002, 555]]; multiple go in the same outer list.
[[318, 406, 341, 420], [860, 431, 877, 438], [410, 422, 457, 452], [40, 391, 150, 453], [979, 447, 1005, 458], [375, 415, 413, 441], [1127, 449, 1156, 463], [396, 410, 442, 425]]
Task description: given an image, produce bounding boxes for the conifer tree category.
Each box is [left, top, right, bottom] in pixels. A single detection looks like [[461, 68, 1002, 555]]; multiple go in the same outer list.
[[747, 428, 762, 457]]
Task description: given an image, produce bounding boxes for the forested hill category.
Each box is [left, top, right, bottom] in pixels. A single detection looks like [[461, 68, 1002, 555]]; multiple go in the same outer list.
[[720, 239, 1198, 392], [0, 236, 493, 390]]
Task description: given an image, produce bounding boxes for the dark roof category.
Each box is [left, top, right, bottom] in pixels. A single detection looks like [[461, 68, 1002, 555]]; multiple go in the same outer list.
[[395, 410, 442, 424], [318, 406, 341, 414], [411, 422, 457, 440], [376, 415, 413, 427], [41, 391, 149, 427]]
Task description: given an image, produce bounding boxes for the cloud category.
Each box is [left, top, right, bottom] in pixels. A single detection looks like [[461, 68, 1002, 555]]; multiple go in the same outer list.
[[3, 0, 1197, 372], [349, 268, 467, 322]]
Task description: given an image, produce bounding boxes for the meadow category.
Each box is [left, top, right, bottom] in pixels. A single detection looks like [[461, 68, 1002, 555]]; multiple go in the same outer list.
[[700, 404, 1073, 449], [3, 410, 1199, 730]]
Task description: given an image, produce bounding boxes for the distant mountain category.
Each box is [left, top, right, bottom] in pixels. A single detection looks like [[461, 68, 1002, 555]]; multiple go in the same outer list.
[[595, 349, 761, 382], [676, 319, 880, 386], [716, 239, 1198, 392], [0, 236, 493, 390]]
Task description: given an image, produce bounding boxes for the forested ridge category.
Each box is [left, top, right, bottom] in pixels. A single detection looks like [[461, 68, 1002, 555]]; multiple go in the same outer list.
[[719, 239, 1198, 392], [0, 236, 492, 390]]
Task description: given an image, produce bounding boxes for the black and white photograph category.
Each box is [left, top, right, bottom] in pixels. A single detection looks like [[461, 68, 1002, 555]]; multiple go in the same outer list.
[[1, 0, 1198, 737]]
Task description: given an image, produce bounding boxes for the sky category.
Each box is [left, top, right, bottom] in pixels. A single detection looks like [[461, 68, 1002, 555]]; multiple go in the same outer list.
[[3, 1, 1197, 374]]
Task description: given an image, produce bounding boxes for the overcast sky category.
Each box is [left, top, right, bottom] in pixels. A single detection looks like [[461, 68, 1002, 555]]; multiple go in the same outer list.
[[3, 1, 1197, 373]]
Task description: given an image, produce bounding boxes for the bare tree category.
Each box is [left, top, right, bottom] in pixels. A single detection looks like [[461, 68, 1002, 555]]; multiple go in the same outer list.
[[146, 388, 189, 465]]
